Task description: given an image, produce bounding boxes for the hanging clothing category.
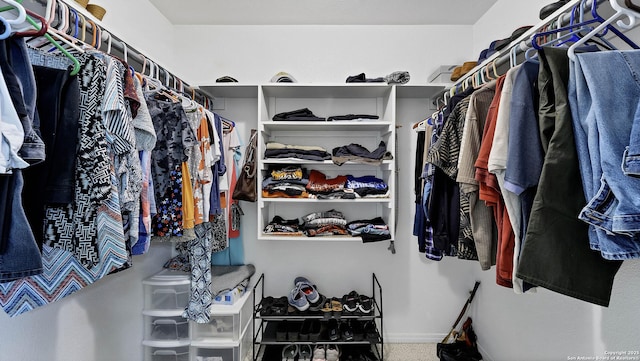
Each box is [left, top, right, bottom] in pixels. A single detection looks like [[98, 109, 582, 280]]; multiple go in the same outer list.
[[518, 47, 622, 307], [457, 80, 498, 271]]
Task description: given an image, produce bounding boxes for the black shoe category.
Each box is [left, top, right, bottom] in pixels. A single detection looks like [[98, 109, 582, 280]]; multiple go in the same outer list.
[[539, 0, 569, 20], [363, 320, 378, 341], [340, 320, 354, 341], [276, 321, 288, 341], [350, 320, 365, 341], [328, 318, 340, 341], [309, 319, 322, 341], [299, 319, 312, 341], [287, 321, 300, 341]]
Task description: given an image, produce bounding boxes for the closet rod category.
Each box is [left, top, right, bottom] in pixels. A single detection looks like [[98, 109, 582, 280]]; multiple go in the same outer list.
[[25, 0, 214, 104], [439, 0, 605, 100]]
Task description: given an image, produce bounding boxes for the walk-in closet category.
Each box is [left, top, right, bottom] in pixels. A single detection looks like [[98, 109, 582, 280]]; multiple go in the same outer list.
[[0, 0, 638, 360]]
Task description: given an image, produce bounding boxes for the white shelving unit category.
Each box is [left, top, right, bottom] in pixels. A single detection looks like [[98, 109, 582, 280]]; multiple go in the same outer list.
[[198, 83, 447, 245], [257, 84, 396, 242]]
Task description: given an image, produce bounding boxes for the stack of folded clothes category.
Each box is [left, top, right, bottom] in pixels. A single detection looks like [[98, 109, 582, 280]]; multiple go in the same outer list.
[[263, 216, 304, 236], [332, 141, 393, 166], [262, 166, 310, 198], [302, 210, 349, 237], [346, 217, 391, 242], [265, 142, 331, 161], [345, 175, 389, 198], [305, 170, 352, 199]]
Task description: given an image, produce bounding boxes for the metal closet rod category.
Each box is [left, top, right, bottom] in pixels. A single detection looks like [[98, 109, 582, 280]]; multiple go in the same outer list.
[[30, 0, 213, 103], [442, 0, 606, 97]]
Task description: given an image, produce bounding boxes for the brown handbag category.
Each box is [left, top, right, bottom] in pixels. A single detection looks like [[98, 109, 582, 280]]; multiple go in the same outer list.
[[232, 129, 258, 202]]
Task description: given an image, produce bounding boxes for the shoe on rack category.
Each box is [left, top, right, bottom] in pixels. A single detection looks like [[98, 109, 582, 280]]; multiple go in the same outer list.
[[357, 295, 373, 316], [299, 344, 313, 361], [310, 319, 322, 341], [282, 343, 299, 361], [326, 344, 341, 361], [300, 319, 312, 341], [363, 320, 379, 341], [340, 320, 354, 341], [313, 345, 327, 361], [288, 284, 310, 312], [342, 291, 359, 314], [331, 297, 343, 318], [294, 276, 321, 304], [276, 321, 288, 341], [327, 318, 340, 341], [350, 320, 365, 341], [539, 0, 569, 20]]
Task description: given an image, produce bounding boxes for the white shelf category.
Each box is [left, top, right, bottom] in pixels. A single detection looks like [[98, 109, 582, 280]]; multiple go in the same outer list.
[[261, 198, 391, 203], [261, 120, 392, 132], [261, 83, 392, 98], [258, 235, 366, 242], [198, 84, 259, 98], [262, 159, 393, 166], [208, 290, 252, 315]]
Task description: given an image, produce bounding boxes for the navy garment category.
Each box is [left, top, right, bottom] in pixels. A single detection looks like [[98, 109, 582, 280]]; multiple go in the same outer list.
[[503, 60, 542, 244], [23, 65, 80, 247]]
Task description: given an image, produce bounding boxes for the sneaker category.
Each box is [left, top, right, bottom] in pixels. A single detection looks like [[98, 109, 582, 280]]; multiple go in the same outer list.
[[313, 345, 327, 361], [299, 344, 313, 361], [326, 345, 340, 361], [342, 291, 359, 313], [294, 276, 321, 303], [288, 284, 310, 312], [282, 343, 298, 361]]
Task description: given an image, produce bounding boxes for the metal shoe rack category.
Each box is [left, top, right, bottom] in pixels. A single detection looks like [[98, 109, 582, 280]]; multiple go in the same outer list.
[[250, 273, 384, 361]]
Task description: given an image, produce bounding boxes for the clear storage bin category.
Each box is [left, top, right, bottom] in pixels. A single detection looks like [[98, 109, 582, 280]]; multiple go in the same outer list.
[[190, 326, 251, 361], [143, 341, 190, 361], [144, 312, 190, 341], [191, 290, 252, 342], [143, 273, 190, 310]]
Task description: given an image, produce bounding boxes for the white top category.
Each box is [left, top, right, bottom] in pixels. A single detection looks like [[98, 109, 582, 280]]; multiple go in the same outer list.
[[0, 67, 29, 174]]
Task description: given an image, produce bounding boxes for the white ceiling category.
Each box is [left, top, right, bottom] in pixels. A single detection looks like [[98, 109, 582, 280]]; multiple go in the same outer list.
[[148, 0, 499, 26]]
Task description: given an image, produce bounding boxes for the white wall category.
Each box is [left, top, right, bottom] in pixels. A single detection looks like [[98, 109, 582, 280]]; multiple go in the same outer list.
[[172, 25, 474, 85], [472, 1, 640, 360]]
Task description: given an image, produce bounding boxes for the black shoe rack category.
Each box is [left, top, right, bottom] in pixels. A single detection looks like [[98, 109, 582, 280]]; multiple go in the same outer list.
[[251, 273, 384, 361]]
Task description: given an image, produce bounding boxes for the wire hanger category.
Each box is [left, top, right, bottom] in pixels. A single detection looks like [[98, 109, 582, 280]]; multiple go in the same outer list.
[[568, 0, 640, 60]]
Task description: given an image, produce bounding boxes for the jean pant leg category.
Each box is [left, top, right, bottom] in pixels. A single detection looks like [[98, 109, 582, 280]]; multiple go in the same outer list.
[[622, 102, 640, 176], [0, 170, 43, 282], [579, 50, 640, 234], [569, 56, 602, 250]]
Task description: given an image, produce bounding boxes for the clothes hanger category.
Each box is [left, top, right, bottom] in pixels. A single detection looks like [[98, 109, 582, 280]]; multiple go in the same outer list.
[[0, 0, 26, 26], [12, 0, 80, 75], [568, 0, 640, 60], [0, 16, 10, 39], [626, 0, 640, 12], [14, 8, 47, 37]]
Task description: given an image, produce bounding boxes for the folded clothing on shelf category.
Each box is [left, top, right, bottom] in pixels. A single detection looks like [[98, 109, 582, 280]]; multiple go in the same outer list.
[[302, 209, 348, 237], [327, 114, 379, 122], [347, 217, 391, 242], [272, 108, 325, 121], [345, 175, 389, 198], [265, 142, 331, 161], [332, 141, 393, 166], [263, 216, 304, 236], [306, 169, 348, 194]]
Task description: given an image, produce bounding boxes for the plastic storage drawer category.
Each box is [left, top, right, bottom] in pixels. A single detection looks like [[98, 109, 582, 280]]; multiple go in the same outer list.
[[190, 326, 251, 361], [144, 311, 190, 341], [143, 272, 190, 310], [143, 341, 190, 361], [191, 291, 252, 342]]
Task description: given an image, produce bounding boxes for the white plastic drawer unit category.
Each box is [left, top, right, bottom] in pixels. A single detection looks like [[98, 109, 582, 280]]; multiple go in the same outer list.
[[143, 341, 190, 361], [190, 325, 252, 361], [144, 311, 190, 341], [143, 271, 191, 310], [191, 291, 252, 342]]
